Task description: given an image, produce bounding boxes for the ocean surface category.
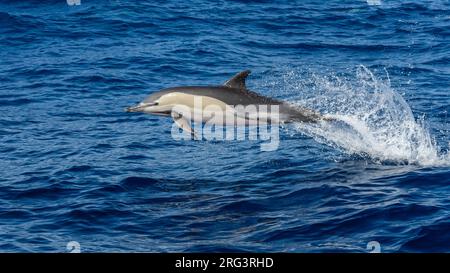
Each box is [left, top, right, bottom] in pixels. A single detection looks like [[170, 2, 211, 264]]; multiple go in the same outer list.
[[0, 0, 449, 252]]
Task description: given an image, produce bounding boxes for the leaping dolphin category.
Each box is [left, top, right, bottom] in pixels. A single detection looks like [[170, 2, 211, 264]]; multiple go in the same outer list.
[[126, 70, 329, 136]]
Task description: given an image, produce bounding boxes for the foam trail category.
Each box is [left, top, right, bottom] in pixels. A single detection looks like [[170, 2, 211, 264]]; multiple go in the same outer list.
[[280, 65, 449, 166]]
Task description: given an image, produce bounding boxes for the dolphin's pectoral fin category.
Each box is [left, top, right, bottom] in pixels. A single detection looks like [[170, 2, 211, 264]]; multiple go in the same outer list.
[[223, 70, 251, 90], [171, 111, 198, 140]]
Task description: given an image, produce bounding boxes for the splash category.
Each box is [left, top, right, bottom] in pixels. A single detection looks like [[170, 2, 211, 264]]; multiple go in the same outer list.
[[267, 66, 449, 166]]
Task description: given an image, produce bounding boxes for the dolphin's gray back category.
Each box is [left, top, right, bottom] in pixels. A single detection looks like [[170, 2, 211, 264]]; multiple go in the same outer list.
[[149, 86, 283, 106]]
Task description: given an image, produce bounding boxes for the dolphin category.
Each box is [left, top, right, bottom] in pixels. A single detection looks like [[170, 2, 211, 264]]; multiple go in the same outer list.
[[126, 70, 329, 136]]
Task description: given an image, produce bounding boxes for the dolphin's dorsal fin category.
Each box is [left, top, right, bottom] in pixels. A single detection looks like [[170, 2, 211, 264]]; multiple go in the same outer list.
[[223, 70, 251, 90]]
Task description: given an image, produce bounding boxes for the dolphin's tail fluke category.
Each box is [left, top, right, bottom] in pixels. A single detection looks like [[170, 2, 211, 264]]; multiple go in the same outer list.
[[282, 104, 328, 123], [321, 115, 337, 122]]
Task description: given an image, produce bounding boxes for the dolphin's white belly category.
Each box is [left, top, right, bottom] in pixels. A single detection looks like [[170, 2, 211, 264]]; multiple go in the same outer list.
[[165, 92, 281, 126], [190, 107, 280, 126]]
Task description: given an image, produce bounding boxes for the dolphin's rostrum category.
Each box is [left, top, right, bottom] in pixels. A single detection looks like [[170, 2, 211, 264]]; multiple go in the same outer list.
[[126, 70, 330, 136]]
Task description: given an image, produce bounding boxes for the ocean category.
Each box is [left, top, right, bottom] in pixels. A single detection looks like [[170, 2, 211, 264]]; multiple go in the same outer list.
[[0, 0, 449, 252]]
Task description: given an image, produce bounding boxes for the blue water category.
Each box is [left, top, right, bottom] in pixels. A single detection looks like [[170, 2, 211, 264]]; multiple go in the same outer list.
[[0, 0, 449, 253]]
